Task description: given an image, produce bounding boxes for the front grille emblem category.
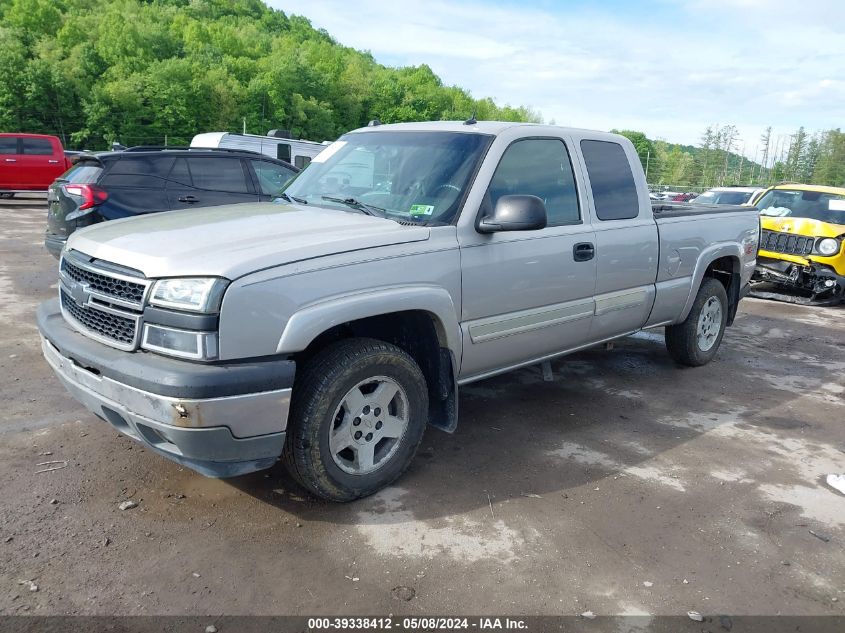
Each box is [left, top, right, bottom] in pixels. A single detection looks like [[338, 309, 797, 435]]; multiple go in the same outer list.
[[69, 280, 90, 307]]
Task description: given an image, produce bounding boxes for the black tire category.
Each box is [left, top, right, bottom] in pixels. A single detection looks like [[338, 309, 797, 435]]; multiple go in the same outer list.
[[283, 338, 428, 502], [665, 277, 729, 367]]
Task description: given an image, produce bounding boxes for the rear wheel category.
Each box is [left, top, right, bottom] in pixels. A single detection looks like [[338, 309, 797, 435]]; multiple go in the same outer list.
[[665, 277, 728, 367], [283, 338, 428, 502]]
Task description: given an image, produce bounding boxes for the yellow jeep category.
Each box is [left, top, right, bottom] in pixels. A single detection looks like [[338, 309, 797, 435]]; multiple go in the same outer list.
[[751, 183, 845, 304]]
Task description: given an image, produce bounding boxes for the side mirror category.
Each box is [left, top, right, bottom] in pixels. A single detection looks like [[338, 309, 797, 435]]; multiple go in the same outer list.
[[477, 194, 547, 234]]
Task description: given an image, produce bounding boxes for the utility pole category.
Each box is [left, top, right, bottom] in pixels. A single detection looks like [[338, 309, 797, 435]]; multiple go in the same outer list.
[[645, 150, 650, 182]]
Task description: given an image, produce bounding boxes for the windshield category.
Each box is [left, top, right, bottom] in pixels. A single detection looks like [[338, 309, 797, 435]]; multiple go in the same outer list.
[[282, 131, 493, 225], [693, 190, 753, 205], [756, 188, 845, 224]]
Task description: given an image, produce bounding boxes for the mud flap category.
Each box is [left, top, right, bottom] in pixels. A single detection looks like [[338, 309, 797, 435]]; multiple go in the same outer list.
[[427, 347, 458, 433], [727, 272, 741, 326]]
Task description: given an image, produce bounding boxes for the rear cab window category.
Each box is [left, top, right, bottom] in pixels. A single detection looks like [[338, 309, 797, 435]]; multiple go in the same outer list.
[[581, 140, 640, 221]]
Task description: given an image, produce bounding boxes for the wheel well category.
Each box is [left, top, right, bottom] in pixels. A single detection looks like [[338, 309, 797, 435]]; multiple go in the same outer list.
[[293, 311, 458, 432], [703, 256, 741, 325]]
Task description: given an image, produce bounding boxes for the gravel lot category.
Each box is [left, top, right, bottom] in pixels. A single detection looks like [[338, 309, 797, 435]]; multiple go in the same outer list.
[[1, 196, 843, 619]]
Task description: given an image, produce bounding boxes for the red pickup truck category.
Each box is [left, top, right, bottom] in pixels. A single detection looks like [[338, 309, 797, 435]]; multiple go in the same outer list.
[[0, 133, 73, 198]]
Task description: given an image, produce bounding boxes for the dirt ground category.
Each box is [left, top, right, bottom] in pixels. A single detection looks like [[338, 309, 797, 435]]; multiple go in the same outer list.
[[1, 196, 843, 620]]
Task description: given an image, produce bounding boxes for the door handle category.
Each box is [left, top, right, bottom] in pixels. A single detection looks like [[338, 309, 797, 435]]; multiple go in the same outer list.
[[177, 195, 199, 203], [4, 159, 16, 163], [573, 242, 595, 262]]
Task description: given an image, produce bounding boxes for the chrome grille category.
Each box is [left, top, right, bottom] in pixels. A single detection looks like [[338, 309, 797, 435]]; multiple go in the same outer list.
[[58, 252, 148, 350], [760, 230, 814, 256], [61, 257, 146, 306], [61, 289, 137, 346]]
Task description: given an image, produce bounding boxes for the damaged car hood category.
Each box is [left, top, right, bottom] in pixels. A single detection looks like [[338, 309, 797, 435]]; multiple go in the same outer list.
[[65, 202, 430, 279], [761, 216, 845, 241]]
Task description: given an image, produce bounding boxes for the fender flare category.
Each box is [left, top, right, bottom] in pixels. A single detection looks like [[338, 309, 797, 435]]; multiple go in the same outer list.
[[679, 243, 742, 322], [275, 284, 462, 360]]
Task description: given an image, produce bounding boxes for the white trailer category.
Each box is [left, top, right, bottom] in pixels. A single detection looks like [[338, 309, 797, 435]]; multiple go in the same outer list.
[[190, 132, 327, 169]]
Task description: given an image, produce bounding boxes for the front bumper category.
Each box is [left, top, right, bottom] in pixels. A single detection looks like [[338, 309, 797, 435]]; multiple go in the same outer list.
[[752, 256, 845, 303], [37, 299, 295, 477]]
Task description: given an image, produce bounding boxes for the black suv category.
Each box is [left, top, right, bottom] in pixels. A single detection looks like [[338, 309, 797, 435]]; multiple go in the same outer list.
[[44, 147, 299, 258]]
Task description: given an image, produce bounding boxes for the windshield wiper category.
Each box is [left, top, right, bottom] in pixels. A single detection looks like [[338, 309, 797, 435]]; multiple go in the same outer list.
[[277, 192, 308, 204], [321, 196, 386, 218]]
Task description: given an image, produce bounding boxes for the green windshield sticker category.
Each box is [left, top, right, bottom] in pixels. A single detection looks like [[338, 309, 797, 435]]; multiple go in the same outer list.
[[409, 204, 435, 217]]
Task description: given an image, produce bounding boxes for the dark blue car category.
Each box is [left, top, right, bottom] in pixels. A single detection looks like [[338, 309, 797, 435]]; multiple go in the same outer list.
[[45, 147, 298, 258]]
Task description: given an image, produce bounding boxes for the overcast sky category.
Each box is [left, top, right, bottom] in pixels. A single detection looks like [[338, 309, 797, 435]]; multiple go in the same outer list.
[[267, 0, 844, 158]]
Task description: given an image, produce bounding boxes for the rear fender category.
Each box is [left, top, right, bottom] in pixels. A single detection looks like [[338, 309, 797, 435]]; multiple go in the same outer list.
[[679, 244, 742, 322]]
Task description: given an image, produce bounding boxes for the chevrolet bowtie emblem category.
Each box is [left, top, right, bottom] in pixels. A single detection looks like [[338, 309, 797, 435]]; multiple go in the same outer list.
[[69, 280, 90, 307]]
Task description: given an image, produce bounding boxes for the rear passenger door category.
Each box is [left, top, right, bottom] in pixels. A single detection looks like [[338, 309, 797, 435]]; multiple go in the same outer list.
[[166, 157, 255, 210], [19, 137, 57, 189], [96, 155, 173, 218], [578, 139, 658, 341]]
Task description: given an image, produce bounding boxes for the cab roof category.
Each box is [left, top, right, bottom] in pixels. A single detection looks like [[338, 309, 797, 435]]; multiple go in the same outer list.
[[346, 120, 616, 139]]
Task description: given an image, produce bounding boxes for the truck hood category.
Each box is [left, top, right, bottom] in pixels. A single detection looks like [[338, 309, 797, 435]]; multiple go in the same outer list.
[[66, 202, 430, 279]]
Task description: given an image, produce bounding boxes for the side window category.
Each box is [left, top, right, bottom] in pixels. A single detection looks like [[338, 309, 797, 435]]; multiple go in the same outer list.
[[580, 140, 640, 221], [294, 155, 311, 169], [22, 138, 54, 155], [168, 158, 192, 186], [109, 156, 174, 178], [188, 157, 250, 193], [100, 156, 175, 188], [276, 143, 291, 163], [487, 138, 580, 226], [251, 160, 297, 196], [0, 138, 18, 154]]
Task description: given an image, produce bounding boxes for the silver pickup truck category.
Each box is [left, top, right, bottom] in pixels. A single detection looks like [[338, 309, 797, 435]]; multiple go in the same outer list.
[[37, 121, 760, 501]]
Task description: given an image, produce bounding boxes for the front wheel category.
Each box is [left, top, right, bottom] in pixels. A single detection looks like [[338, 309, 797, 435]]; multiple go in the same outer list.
[[665, 277, 728, 367], [283, 338, 428, 502]]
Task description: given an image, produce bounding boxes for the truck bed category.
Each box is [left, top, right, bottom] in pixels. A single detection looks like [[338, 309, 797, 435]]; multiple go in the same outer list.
[[651, 202, 757, 219]]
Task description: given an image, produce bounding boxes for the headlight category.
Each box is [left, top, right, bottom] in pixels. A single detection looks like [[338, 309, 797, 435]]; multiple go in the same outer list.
[[149, 277, 227, 312], [816, 238, 840, 257], [142, 324, 218, 360]]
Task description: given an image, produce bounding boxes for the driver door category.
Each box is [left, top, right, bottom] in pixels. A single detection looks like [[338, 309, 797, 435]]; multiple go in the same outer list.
[[458, 137, 597, 380]]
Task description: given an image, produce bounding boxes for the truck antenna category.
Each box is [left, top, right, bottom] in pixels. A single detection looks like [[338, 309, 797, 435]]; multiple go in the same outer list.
[[464, 109, 477, 125]]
